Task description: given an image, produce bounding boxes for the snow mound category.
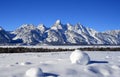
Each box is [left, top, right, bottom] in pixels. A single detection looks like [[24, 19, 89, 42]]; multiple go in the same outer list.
[[25, 67, 44, 77], [70, 49, 90, 65]]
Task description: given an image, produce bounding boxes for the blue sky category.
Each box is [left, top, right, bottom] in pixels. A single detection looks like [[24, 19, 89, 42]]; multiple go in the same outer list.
[[0, 0, 120, 31]]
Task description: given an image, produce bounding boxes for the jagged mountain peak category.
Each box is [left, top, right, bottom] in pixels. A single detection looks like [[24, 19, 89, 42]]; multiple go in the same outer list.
[[13, 24, 43, 44], [66, 23, 73, 30], [37, 24, 45, 28], [66, 23, 72, 26], [55, 19, 61, 24], [75, 23, 84, 29], [0, 26, 4, 31], [104, 30, 120, 33], [0, 26, 11, 43], [20, 24, 34, 28], [103, 30, 120, 36], [51, 20, 63, 30], [37, 24, 46, 33], [15, 24, 36, 32]]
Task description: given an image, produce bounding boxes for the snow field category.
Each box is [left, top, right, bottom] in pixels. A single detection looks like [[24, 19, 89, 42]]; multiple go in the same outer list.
[[0, 51, 120, 77]]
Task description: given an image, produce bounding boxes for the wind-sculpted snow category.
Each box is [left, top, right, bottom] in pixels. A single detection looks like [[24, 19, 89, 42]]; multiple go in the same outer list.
[[0, 51, 120, 77], [0, 20, 120, 45]]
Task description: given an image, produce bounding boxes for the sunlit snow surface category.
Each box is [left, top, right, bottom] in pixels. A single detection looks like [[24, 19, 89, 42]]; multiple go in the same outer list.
[[0, 51, 120, 77]]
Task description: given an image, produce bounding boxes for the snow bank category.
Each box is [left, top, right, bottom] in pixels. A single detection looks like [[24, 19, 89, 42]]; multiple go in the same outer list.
[[25, 67, 44, 77], [70, 49, 90, 65]]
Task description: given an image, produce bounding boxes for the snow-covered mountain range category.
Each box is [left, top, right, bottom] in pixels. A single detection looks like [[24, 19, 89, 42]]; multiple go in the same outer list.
[[0, 20, 120, 45]]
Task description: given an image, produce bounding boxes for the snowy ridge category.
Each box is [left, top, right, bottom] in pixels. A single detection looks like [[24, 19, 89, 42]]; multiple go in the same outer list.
[[0, 20, 120, 45]]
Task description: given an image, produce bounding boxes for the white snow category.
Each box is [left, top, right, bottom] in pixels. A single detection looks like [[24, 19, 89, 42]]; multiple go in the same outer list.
[[25, 67, 44, 77], [70, 49, 90, 65], [0, 26, 3, 30], [55, 20, 61, 24], [37, 24, 46, 33], [0, 51, 120, 77]]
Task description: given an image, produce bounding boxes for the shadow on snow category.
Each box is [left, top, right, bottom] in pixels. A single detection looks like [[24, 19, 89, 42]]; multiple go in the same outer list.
[[43, 73, 59, 77], [89, 60, 108, 64]]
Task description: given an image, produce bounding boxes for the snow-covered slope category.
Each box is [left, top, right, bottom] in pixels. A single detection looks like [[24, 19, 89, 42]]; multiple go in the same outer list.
[[65, 23, 100, 44], [0, 27, 11, 43], [45, 20, 66, 44], [0, 20, 120, 45], [12, 24, 43, 44], [95, 30, 120, 45], [37, 24, 47, 34]]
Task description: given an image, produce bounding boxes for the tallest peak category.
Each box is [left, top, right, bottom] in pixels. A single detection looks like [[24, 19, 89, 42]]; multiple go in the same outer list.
[[0, 26, 3, 31], [55, 19, 61, 24]]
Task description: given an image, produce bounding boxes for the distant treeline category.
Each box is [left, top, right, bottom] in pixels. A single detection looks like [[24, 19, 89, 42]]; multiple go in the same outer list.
[[0, 47, 120, 53], [0, 47, 74, 53]]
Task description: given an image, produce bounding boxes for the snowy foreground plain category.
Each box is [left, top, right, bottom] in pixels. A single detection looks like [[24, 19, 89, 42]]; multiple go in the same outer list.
[[0, 49, 120, 77]]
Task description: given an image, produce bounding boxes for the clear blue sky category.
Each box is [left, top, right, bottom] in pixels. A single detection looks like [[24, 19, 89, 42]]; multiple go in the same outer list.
[[0, 0, 120, 31]]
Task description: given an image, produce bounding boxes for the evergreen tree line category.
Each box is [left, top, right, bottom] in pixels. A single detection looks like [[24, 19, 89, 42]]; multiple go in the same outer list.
[[0, 47, 120, 53]]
